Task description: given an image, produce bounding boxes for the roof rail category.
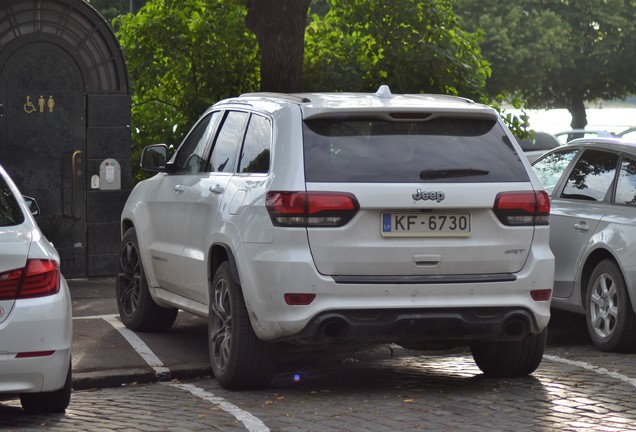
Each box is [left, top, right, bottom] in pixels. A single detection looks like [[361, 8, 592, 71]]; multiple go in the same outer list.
[[239, 92, 311, 103]]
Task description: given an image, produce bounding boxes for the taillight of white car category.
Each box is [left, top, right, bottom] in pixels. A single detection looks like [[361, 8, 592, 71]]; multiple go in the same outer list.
[[265, 191, 360, 227], [0, 259, 61, 300]]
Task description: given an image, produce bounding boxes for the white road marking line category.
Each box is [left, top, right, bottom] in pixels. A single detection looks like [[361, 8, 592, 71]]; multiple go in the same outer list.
[[544, 354, 636, 389], [165, 382, 270, 432], [74, 314, 119, 320], [101, 315, 171, 380], [77, 314, 268, 431]]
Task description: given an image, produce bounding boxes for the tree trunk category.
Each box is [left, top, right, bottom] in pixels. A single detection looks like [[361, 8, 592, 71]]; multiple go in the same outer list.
[[568, 97, 588, 129], [245, 0, 311, 92]]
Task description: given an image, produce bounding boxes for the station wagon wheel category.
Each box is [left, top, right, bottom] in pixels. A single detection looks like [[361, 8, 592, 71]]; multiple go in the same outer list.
[[208, 262, 279, 389], [116, 228, 178, 332], [585, 259, 636, 352]]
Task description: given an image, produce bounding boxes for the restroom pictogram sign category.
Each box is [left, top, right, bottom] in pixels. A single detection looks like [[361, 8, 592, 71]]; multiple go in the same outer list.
[[24, 95, 55, 113]]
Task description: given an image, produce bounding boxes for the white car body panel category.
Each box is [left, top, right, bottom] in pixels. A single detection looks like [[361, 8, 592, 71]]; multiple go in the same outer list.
[[305, 182, 536, 276], [236, 233, 553, 341], [122, 90, 554, 345], [0, 165, 72, 395]]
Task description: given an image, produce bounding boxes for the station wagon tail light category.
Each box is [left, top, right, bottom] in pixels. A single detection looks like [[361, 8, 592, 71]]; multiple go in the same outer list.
[[0, 259, 60, 300], [15, 350, 55, 358], [266, 191, 359, 227], [493, 191, 550, 226]]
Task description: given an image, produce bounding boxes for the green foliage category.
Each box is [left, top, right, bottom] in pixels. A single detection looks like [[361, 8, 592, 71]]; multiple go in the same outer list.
[[492, 94, 531, 139], [456, 0, 636, 127], [303, 0, 491, 100], [116, 0, 530, 183], [309, 0, 330, 17], [303, 0, 529, 136], [115, 0, 259, 181]]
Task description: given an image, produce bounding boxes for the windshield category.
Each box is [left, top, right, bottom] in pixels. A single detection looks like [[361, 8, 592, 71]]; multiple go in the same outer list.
[[303, 117, 529, 183]]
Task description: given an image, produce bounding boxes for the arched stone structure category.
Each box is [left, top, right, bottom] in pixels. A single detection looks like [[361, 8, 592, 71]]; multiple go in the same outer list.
[[0, 0, 131, 278]]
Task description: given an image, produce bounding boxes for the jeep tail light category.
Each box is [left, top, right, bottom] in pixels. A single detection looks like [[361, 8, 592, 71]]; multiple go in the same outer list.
[[530, 289, 552, 301], [493, 191, 550, 226], [0, 259, 60, 300], [284, 293, 316, 305], [266, 192, 359, 227]]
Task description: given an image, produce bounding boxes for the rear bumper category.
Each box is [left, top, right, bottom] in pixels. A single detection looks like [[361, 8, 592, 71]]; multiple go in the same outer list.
[[287, 307, 539, 346], [237, 239, 554, 343], [0, 280, 72, 394]]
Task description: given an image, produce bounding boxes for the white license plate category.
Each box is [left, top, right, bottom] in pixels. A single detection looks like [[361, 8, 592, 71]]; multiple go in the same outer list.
[[381, 212, 471, 237]]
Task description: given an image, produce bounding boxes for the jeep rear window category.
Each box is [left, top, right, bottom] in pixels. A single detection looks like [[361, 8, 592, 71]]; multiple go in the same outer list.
[[302, 117, 529, 183]]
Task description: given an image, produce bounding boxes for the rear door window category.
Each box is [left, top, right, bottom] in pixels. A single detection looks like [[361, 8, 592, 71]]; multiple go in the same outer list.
[[302, 117, 529, 183], [560, 149, 618, 201], [238, 114, 271, 174], [615, 156, 636, 206], [210, 111, 249, 173]]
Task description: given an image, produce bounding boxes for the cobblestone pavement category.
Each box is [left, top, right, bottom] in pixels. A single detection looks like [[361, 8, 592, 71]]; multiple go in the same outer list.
[[2, 346, 636, 431], [2, 280, 635, 431]]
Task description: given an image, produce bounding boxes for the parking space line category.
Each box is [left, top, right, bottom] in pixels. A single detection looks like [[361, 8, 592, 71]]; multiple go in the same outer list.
[[545, 354, 636, 389], [74, 314, 119, 320], [100, 315, 171, 380], [164, 382, 270, 432]]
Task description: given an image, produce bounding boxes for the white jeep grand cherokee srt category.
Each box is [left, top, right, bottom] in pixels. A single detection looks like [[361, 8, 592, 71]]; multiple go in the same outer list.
[[118, 86, 554, 389]]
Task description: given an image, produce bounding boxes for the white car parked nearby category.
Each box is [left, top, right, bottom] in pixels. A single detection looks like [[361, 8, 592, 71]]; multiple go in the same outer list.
[[0, 164, 72, 413], [118, 86, 555, 389]]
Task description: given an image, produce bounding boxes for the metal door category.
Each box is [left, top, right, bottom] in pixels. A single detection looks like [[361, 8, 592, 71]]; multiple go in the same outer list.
[[0, 42, 87, 278]]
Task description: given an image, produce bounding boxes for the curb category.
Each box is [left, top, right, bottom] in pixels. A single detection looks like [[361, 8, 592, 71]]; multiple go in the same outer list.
[[73, 364, 213, 391]]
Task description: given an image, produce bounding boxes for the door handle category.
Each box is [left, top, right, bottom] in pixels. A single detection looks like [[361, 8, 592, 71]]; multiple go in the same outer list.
[[71, 150, 84, 220], [574, 222, 589, 231], [174, 184, 186, 192], [209, 184, 224, 194]]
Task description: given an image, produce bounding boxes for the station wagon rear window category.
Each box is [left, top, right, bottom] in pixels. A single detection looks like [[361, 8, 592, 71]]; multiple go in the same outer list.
[[302, 117, 529, 183]]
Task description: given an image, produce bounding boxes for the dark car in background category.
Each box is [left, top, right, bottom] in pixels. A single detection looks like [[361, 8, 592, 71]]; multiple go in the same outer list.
[[518, 131, 560, 163]]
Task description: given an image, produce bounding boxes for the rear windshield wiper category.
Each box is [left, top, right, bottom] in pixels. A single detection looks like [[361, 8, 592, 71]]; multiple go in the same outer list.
[[419, 168, 490, 180]]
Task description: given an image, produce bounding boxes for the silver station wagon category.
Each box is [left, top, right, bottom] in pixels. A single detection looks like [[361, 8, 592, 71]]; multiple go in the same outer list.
[[533, 138, 636, 352]]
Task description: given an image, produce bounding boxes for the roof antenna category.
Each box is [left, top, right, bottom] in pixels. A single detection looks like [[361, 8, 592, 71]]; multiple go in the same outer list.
[[375, 85, 392, 98]]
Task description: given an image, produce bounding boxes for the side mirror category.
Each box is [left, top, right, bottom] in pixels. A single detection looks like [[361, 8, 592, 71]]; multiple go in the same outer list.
[[23, 195, 40, 216], [140, 144, 170, 172]]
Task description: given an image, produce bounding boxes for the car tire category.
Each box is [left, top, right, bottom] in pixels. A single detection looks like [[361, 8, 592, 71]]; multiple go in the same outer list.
[[585, 259, 636, 352], [20, 361, 71, 413], [116, 227, 178, 332], [208, 262, 279, 390], [470, 329, 546, 377]]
